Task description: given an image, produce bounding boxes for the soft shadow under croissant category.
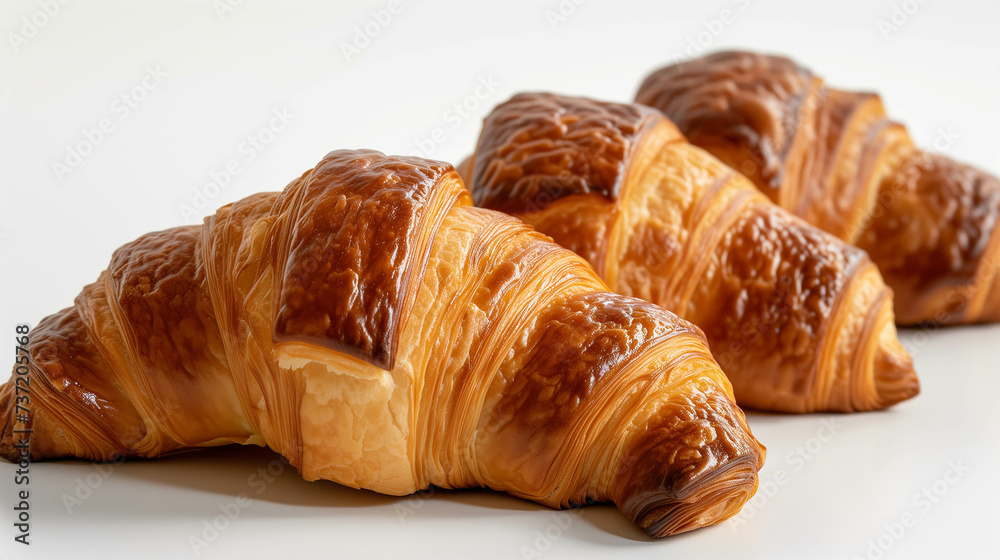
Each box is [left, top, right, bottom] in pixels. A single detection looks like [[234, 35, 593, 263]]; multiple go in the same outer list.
[[0, 149, 764, 537]]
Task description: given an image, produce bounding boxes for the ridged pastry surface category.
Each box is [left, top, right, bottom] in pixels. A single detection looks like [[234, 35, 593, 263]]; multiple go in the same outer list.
[[467, 92, 919, 412], [637, 50, 1000, 325], [1, 149, 764, 537]]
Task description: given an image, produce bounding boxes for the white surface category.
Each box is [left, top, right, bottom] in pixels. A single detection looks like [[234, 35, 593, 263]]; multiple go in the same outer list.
[[1, 1, 999, 558]]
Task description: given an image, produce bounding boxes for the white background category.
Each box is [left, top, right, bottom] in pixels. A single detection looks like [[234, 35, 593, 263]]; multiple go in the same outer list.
[[1, 0, 999, 558]]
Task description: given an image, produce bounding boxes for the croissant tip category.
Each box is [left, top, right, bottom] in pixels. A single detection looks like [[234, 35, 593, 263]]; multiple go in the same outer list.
[[867, 318, 920, 410], [834, 286, 921, 413], [872, 339, 920, 409], [624, 454, 762, 538]]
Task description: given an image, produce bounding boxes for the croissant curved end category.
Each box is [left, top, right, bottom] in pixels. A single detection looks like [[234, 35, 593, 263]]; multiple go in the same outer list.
[[850, 276, 920, 412], [623, 454, 761, 537], [0, 382, 81, 464], [611, 382, 766, 537], [868, 310, 920, 410], [0, 381, 126, 464], [0, 382, 40, 463]]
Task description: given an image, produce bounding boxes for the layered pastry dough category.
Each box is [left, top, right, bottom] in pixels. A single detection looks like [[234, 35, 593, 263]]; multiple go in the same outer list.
[[636, 50, 1000, 325], [461, 92, 919, 413], [0, 149, 764, 537]]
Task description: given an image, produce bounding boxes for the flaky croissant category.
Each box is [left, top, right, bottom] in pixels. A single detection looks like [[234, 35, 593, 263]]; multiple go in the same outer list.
[[460, 92, 919, 413], [0, 149, 765, 537], [635, 50, 1000, 325]]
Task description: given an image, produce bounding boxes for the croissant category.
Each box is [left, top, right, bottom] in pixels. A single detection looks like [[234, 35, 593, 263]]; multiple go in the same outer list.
[[0, 149, 765, 537], [635, 50, 1000, 325], [460, 92, 919, 413]]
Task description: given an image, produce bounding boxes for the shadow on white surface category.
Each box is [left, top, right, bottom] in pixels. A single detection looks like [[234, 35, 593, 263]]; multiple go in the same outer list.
[[48, 443, 651, 540]]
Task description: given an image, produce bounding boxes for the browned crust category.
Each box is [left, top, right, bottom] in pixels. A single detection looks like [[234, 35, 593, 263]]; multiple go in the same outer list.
[[468, 90, 918, 412], [272, 149, 455, 370], [637, 50, 1000, 325], [1, 147, 766, 538], [512, 193, 617, 278], [0, 308, 146, 462], [475, 289, 764, 531], [106, 225, 251, 445], [856, 150, 1000, 324], [688, 198, 869, 411], [480, 291, 701, 475], [792, 90, 886, 240], [612, 384, 762, 537], [469, 92, 677, 213], [635, 51, 818, 199]]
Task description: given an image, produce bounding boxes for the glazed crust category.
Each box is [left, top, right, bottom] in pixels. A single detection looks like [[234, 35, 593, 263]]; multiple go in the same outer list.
[[466, 92, 918, 413], [634, 51, 819, 204], [0, 149, 764, 538], [272, 151, 454, 369], [471, 92, 676, 214], [636, 50, 1000, 325], [856, 149, 1000, 324]]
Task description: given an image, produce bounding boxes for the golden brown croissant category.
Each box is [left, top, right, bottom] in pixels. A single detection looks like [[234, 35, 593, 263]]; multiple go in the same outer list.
[[0, 149, 764, 537], [635, 50, 1000, 325], [461, 92, 919, 413]]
